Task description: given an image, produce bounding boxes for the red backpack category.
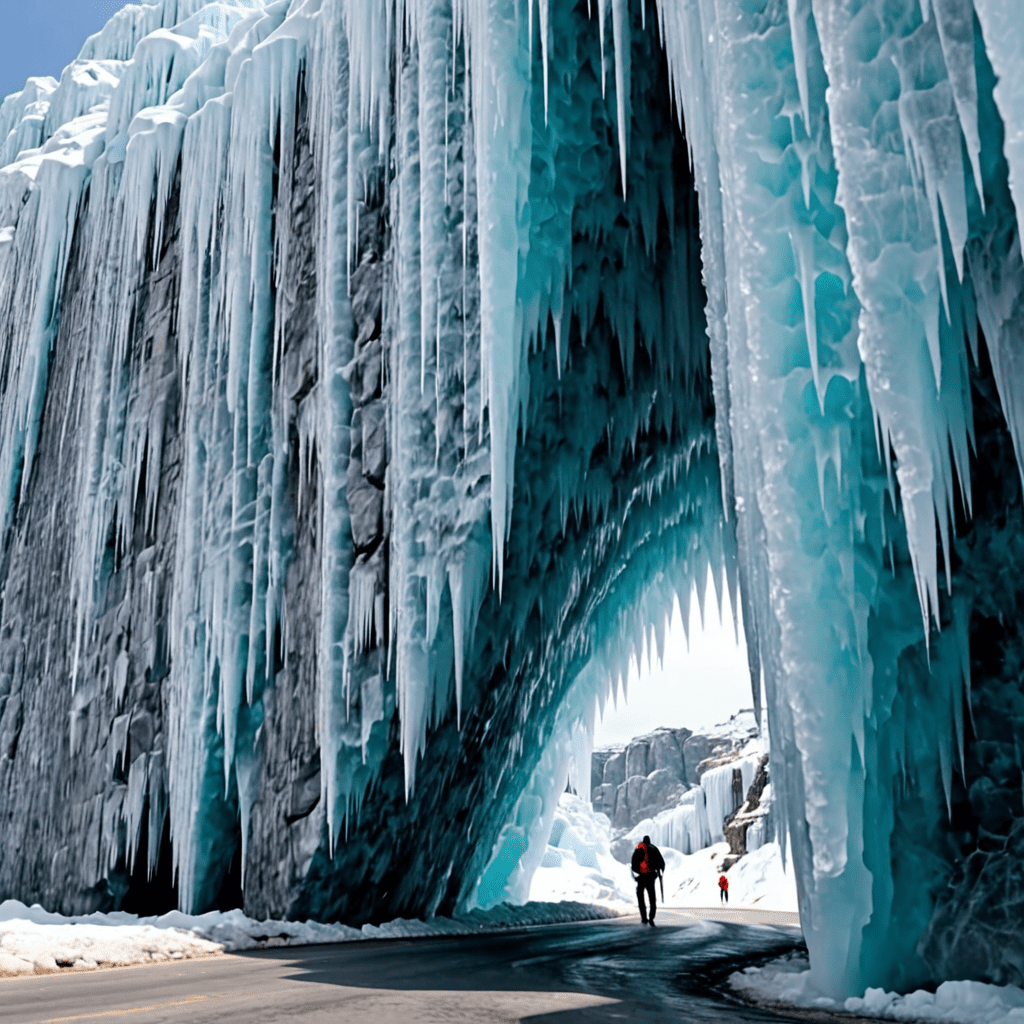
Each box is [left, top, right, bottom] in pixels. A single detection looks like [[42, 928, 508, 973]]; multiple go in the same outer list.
[[637, 843, 651, 874]]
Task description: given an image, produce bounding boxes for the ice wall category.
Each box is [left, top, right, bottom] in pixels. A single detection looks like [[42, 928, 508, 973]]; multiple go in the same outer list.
[[0, 0, 720, 932], [0, 0, 1023, 1002], [614, 752, 763, 858], [656, 0, 1024, 998]]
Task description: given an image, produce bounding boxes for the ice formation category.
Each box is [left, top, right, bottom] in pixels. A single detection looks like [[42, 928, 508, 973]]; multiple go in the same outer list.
[[0, 0, 1023, 1004], [632, 753, 764, 854]]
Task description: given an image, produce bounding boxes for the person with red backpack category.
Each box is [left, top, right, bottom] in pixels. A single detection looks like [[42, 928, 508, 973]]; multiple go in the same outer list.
[[630, 835, 666, 926], [718, 872, 729, 903]]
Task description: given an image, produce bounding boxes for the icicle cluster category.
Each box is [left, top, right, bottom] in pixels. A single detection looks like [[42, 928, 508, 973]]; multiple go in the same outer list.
[[0, 0, 719, 918], [656, 0, 1024, 999]]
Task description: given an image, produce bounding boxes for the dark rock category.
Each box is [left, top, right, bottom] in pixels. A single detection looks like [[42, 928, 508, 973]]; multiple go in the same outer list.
[[347, 457, 383, 551], [919, 818, 1024, 987], [361, 402, 386, 484], [744, 754, 770, 811], [603, 750, 626, 788], [286, 755, 322, 825], [723, 754, 769, 857], [625, 741, 649, 780], [127, 711, 155, 756], [350, 340, 382, 406]]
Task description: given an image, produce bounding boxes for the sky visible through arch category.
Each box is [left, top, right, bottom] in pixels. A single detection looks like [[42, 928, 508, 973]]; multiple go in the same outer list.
[[1, 1, 130, 100], [593, 585, 752, 749]]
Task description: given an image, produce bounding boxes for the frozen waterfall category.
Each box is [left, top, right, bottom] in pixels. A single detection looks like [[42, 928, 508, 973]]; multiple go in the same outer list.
[[0, 0, 1023, 1002]]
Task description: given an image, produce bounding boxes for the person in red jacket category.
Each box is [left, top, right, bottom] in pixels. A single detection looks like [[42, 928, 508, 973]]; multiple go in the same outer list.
[[718, 873, 729, 903]]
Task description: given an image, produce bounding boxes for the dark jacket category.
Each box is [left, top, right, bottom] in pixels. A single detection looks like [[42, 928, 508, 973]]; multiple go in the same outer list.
[[631, 841, 665, 877]]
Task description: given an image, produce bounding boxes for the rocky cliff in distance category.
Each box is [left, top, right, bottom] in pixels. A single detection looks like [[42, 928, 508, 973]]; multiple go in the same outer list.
[[590, 713, 759, 832]]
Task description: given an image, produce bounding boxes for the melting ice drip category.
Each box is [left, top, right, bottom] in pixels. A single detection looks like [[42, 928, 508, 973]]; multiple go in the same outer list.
[[1, 0, 1023, 1001]]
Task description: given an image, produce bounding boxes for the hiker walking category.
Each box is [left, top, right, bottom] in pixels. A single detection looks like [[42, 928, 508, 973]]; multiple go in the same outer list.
[[630, 834, 665, 926], [718, 872, 729, 903]]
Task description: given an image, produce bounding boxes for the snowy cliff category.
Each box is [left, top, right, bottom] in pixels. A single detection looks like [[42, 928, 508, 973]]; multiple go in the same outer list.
[[590, 715, 767, 842], [0, 0, 1023, 1003]]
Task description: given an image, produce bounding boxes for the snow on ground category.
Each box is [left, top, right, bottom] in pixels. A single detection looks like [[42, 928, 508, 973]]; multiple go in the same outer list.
[[731, 956, 1024, 1024], [0, 898, 617, 978], [528, 793, 636, 911], [527, 793, 799, 913], [662, 841, 798, 911]]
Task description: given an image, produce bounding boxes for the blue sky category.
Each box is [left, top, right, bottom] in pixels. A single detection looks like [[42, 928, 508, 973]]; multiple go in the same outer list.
[[1, 2, 129, 99]]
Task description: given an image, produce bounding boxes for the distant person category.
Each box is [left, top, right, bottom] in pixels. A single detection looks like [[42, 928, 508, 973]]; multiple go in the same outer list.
[[718, 873, 729, 903], [631, 835, 665, 926]]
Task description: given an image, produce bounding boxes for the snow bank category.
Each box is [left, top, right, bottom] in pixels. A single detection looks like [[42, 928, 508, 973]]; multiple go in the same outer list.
[[0, 898, 617, 978], [731, 958, 1024, 1024], [528, 794, 637, 912], [660, 841, 798, 912], [0, 902, 224, 976], [528, 794, 798, 913]]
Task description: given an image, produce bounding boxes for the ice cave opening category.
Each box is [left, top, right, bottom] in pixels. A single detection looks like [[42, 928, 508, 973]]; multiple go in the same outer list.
[[525, 581, 801, 916], [0, 0, 1023, 1005], [593, 584, 752, 749]]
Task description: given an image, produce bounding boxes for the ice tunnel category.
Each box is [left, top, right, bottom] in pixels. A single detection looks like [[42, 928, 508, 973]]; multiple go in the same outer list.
[[1, 0, 1023, 1001]]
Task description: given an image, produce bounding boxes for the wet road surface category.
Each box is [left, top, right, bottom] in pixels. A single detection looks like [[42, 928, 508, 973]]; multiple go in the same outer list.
[[1, 908, 862, 1023]]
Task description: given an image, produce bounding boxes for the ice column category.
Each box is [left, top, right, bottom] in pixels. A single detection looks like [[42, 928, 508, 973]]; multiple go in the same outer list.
[[811, 0, 975, 629], [660, 0, 886, 997]]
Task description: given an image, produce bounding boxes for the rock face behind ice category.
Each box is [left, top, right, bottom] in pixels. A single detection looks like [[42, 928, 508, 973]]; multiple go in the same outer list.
[[723, 753, 770, 866], [0, 0, 718, 937], [591, 716, 758, 831]]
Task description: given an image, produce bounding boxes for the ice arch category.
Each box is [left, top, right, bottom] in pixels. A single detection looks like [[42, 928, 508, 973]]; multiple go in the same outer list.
[[0, 0, 1023, 1001]]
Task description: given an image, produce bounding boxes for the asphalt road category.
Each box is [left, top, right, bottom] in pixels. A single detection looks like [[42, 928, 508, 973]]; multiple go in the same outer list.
[[0, 908, 847, 1024]]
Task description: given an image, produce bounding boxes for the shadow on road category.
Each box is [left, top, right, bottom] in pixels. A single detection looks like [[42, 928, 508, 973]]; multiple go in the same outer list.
[[3, 912, 897, 1024], [230, 916, 811, 1022]]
